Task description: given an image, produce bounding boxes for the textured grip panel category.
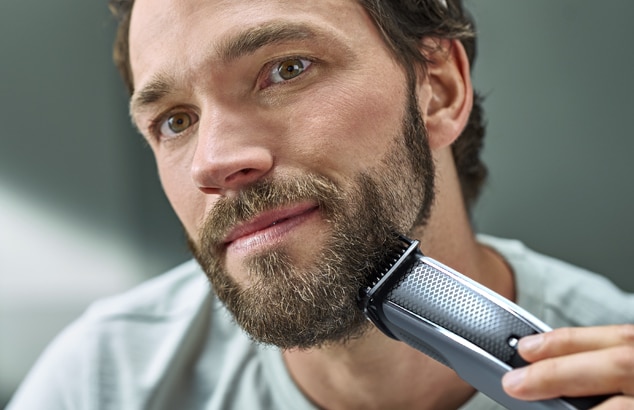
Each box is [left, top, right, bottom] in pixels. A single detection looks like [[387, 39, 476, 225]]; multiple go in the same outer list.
[[386, 260, 536, 363]]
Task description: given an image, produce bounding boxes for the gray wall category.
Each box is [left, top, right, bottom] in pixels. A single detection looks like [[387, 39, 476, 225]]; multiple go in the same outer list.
[[0, 0, 189, 404], [1, 0, 633, 405], [469, 1, 634, 291], [0, 0, 189, 275]]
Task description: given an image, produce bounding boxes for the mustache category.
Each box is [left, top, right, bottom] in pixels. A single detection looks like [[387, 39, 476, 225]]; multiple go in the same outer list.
[[199, 173, 343, 251]]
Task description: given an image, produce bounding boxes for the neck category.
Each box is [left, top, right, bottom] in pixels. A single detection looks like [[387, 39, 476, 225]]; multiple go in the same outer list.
[[411, 147, 515, 300], [282, 237, 513, 410], [283, 329, 476, 410], [283, 147, 515, 409]]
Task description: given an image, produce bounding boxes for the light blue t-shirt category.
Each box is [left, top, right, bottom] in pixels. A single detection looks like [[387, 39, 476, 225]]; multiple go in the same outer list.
[[8, 236, 634, 410]]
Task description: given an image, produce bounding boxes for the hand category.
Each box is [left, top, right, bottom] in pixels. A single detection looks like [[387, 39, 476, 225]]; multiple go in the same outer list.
[[502, 325, 634, 409]]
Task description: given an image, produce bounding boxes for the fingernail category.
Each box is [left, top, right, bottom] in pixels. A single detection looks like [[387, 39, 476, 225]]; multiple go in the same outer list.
[[503, 368, 526, 390], [519, 333, 543, 352]]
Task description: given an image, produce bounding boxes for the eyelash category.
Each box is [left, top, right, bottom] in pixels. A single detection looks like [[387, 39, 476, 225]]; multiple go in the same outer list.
[[260, 56, 315, 89], [145, 56, 316, 142], [148, 108, 199, 143]]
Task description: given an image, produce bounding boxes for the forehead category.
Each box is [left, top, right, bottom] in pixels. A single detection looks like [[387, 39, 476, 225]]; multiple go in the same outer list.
[[128, 0, 380, 91], [130, 0, 366, 38]]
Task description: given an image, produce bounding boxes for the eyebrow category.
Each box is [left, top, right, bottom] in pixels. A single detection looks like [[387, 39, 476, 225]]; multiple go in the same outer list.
[[130, 22, 332, 116], [130, 73, 174, 116], [218, 22, 321, 61]]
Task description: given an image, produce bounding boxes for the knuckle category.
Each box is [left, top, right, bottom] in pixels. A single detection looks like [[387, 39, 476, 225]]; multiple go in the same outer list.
[[613, 345, 634, 370], [618, 324, 634, 344], [527, 359, 557, 387], [548, 327, 575, 349], [611, 345, 634, 392]]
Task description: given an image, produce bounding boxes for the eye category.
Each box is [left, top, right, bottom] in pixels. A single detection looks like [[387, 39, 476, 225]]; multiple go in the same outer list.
[[158, 112, 197, 139], [269, 58, 312, 84]]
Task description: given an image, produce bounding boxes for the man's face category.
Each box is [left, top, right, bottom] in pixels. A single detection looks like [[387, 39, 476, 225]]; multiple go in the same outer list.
[[128, 0, 435, 347]]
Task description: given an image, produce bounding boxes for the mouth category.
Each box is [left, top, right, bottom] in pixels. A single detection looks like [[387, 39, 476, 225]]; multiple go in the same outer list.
[[223, 202, 320, 252]]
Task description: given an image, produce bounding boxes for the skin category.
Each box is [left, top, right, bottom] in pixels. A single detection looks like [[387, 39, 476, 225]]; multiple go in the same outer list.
[[127, 0, 634, 408]]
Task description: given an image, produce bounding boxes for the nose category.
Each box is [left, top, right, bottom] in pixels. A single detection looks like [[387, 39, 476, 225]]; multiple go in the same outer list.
[[190, 110, 274, 194]]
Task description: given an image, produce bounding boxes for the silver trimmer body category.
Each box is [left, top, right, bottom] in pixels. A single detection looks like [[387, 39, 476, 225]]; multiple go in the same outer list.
[[359, 236, 608, 410]]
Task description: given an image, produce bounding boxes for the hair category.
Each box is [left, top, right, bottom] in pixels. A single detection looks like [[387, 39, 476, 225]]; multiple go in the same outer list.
[[108, 0, 487, 210]]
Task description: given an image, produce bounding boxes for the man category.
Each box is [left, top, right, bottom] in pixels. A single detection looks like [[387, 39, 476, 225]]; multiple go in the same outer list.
[[8, 0, 634, 409]]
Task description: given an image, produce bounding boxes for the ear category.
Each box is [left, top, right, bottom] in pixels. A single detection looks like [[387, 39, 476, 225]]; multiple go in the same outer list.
[[416, 38, 473, 150]]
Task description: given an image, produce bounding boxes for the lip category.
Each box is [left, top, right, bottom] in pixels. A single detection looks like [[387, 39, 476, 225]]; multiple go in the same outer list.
[[223, 202, 319, 248]]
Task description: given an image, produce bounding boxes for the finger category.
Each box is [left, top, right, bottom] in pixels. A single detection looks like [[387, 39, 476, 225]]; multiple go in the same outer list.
[[592, 395, 634, 410], [502, 346, 634, 400], [518, 325, 634, 363]]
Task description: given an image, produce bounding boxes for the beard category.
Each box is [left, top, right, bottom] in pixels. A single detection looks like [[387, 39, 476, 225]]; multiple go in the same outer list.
[[189, 87, 435, 349]]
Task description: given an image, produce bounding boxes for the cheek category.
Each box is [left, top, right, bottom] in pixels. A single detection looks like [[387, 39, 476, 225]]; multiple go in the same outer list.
[[289, 78, 407, 175]]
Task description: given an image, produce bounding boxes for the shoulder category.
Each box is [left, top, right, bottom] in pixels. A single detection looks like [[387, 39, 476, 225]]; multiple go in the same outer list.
[[478, 235, 634, 328], [84, 258, 209, 320], [8, 260, 218, 409]]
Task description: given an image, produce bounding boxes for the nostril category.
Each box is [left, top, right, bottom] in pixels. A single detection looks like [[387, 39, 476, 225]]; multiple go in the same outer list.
[[226, 168, 255, 183], [191, 146, 274, 192]]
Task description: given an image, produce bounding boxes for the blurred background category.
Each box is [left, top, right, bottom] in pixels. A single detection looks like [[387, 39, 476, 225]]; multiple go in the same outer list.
[[1, 0, 632, 406]]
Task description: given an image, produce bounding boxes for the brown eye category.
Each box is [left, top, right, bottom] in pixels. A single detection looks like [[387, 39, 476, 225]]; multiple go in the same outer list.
[[159, 112, 194, 138], [271, 58, 311, 83], [168, 113, 191, 133]]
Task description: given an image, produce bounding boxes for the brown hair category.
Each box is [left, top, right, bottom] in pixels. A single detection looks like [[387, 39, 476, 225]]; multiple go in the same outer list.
[[109, 0, 487, 210]]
